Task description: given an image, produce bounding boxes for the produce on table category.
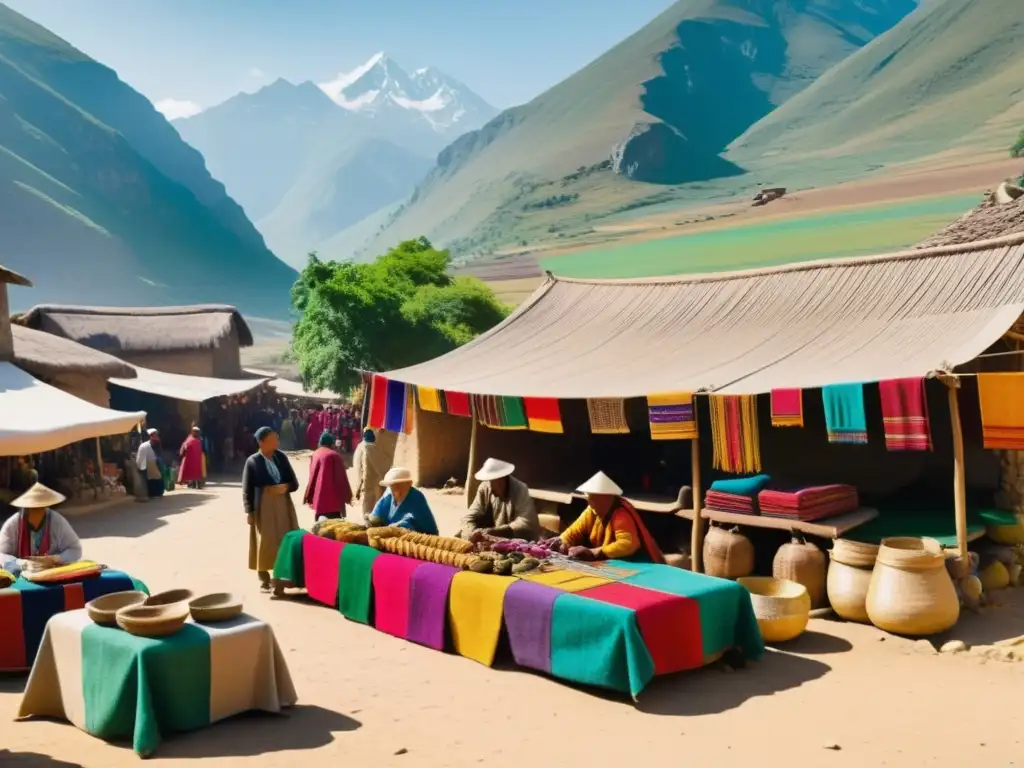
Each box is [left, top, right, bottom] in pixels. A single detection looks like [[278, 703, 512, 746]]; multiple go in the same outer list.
[[399, 532, 474, 554], [0, 569, 13, 588], [493, 558, 513, 575], [512, 558, 540, 574], [469, 558, 494, 573], [375, 536, 477, 568], [314, 519, 369, 545]]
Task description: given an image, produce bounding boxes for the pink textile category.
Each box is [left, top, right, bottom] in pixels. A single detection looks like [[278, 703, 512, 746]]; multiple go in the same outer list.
[[303, 447, 353, 518], [177, 436, 204, 483], [302, 535, 346, 606], [371, 554, 425, 639]]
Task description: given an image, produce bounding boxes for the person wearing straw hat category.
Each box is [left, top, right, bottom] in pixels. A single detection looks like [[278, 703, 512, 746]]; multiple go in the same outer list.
[[243, 426, 300, 595], [459, 458, 539, 542], [370, 467, 439, 534], [0, 483, 83, 577], [559, 471, 665, 563]]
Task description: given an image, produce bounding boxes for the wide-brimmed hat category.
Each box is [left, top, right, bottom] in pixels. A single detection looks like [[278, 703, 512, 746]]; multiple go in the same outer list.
[[475, 458, 515, 482], [12, 482, 66, 509], [576, 471, 623, 496], [146, 428, 159, 436], [380, 467, 414, 487]]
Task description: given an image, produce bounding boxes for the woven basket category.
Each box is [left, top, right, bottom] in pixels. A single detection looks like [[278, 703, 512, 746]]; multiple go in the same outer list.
[[831, 539, 880, 568], [116, 604, 189, 638], [866, 537, 960, 635], [86, 590, 148, 626], [827, 539, 879, 623], [703, 525, 754, 580], [773, 536, 827, 608], [987, 515, 1024, 545], [189, 592, 243, 623], [738, 576, 811, 643], [144, 588, 195, 607]]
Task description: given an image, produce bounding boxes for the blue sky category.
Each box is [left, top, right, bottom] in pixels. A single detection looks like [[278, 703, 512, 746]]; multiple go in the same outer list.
[[5, 0, 675, 116]]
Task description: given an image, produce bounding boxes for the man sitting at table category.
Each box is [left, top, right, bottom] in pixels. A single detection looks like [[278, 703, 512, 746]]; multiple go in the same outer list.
[[0, 483, 83, 576], [559, 471, 665, 563], [459, 458, 540, 542], [370, 467, 439, 534]]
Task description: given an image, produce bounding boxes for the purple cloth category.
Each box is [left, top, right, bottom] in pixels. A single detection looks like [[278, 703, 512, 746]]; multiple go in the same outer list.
[[407, 562, 458, 651], [503, 580, 560, 673]]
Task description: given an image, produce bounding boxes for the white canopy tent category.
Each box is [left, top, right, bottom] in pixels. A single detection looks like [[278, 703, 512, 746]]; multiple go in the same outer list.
[[109, 366, 268, 403], [0, 363, 146, 456]]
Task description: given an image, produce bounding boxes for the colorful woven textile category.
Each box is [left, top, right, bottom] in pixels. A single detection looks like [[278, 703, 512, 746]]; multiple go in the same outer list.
[[523, 397, 564, 433], [416, 386, 443, 413], [337, 544, 380, 624], [822, 383, 868, 444], [519, 569, 615, 592], [770, 389, 803, 428], [404, 385, 414, 434], [879, 378, 932, 451], [444, 391, 472, 418], [272, 529, 306, 589], [384, 379, 408, 433], [978, 373, 1024, 449], [0, 570, 140, 672], [372, 554, 425, 639], [302, 534, 344, 606], [407, 563, 459, 651], [709, 474, 771, 496], [710, 395, 762, 473], [647, 392, 697, 440], [471, 394, 501, 427], [758, 485, 859, 521], [18, 610, 296, 757], [704, 490, 758, 515], [368, 374, 388, 430], [496, 396, 528, 429], [360, 373, 372, 428], [587, 398, 630, 434], [503, 580, 560, 673], [448, 572, 515, 666]]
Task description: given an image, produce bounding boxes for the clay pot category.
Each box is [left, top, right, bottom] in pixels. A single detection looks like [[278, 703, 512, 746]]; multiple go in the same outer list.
[[827, 539, 879, 623], [866, 537, 960, 636], [773, 536, 827, 608], [703, 525, 754, 580]]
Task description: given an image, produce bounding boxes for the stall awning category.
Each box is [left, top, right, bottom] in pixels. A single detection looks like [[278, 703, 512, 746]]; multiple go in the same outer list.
[[109, 366, 268, 402], [267, 378, 341, 402], [0, 363, 145, 456], [378, 233, 1024, 397]]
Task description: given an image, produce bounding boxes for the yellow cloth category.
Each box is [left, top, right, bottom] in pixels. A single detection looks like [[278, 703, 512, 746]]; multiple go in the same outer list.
[[709, 394, 762, 473], [416, 386, 443, 412], [519, 569, 614, 592], [978, 373, 1024, 449], [448, 572, 515, 666], [647, 392, 697, 440], [561, 506, 641, 560]]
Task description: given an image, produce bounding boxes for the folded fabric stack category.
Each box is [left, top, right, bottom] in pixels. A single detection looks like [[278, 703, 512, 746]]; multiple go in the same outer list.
[[705, 474, 772, 516], [758, 485, 859, 522]]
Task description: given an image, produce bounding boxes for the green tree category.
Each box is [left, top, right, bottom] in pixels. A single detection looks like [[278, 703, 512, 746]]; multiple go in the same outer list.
[[1013, 129, 1024, 158], [291, 238, 510, 391]]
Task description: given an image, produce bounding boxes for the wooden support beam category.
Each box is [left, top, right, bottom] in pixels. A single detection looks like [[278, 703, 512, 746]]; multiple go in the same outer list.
[[690, 433, 704, 573], [463, 416, 479, 509], [942, 376, 969, 561]]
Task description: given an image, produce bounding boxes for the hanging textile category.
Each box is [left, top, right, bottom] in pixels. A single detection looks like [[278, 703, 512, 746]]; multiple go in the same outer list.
[[524, 398, 564, 434], [403, 386, 415, 434], [496, 396, 528, 430], [587, 399, 630, 435], [368, 374, 388, 430], [416, 386, 443, 413], [878, 378, 931, 451], [360, 373, 372, 429], [770, 389, 803, 428], [646, 392, 696, 440], [445, 391, 472, 418], [822, 383, 868, 444], [472, 395, 501, 428], [709, 395, 761, 474], [978, 373, 1024, 449], [384, 379, 408, 433]]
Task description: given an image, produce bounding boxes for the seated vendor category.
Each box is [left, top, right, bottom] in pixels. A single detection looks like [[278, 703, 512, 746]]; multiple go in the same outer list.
[[459, 458, 539, 541], [371, 467, 439, 535], [560, 471, 664, 563], [0, 483, 83, 576]]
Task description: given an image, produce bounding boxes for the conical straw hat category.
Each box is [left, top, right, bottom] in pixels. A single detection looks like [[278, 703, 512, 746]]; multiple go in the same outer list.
[[11, 482, 66, 509], [576, 471, 623, 496], [475, 458, 515, 482]]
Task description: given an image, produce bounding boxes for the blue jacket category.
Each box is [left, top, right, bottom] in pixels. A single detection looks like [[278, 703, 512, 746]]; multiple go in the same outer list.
[[371, 487, 439, 535]]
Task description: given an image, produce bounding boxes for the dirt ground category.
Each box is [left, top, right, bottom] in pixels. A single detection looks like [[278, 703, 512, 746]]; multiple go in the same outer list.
[[3, 453, 1023, 767]]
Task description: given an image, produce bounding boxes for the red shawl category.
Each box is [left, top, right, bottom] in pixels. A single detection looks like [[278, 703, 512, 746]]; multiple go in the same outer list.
[[613, 500, 665, 564], [18, 510, 51, 558]]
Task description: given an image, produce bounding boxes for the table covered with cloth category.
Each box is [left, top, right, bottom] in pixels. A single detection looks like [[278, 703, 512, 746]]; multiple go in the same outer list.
[[275, 531, 763, 698], [0, 570, 148, 672], [17, 610, 297, 757]]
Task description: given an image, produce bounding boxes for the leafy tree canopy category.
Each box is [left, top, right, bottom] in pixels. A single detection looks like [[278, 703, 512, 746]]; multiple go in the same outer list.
[[1013, 128, 1024, 159], [291, 238, 510, 392]]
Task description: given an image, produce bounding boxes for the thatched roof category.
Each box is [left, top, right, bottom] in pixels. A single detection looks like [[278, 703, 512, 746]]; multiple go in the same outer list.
[[0, 264, 31, 287], [14, 304, 255, 353], [378, 231, 1024, 397], [916, 186, 1024, 249], [11, 325, 137, 380]]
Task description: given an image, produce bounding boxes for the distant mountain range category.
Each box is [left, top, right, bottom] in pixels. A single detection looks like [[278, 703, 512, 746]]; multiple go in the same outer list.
[[0, 2, 296, 316], [174, 53, 497, 265]]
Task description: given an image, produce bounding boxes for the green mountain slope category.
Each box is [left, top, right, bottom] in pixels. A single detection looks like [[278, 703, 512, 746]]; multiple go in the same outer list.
[[729, 0, 1024, 168], [358, 0, 916, 259], [0, 3, 296, 315]]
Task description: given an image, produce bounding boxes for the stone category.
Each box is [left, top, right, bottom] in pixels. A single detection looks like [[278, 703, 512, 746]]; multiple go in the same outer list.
[[823, 744, 842, 751], [940, 640, 968, 654]]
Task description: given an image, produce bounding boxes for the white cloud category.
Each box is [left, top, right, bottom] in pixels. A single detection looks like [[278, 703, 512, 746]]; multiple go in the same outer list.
[[249, 67, 265, 79], [154, 98, 202, 120]]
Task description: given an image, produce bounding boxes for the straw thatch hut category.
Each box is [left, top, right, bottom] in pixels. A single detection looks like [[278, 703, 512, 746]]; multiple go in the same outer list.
[[15, 304, 254, 378]]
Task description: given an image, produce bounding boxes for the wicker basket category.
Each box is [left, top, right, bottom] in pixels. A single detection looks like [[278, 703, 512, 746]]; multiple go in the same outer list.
[[86, 590, 148, 626], [144, 588, 195, 607], [827, 539, 879, 623], [189, 592, 243, 623], [115, 604, 189, 638], [703, 525, 754, 580], [738, 576, 811, 643], [987, 515, 1024, 545], [866, 537, 960, 636], [773, 536, 827, 608]]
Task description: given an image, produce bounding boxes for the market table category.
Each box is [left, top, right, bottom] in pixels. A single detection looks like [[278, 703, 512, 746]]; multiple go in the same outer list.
[[17, 610, 297, 757], [276, 531, 763, 698], [0, 570, 147, 672]]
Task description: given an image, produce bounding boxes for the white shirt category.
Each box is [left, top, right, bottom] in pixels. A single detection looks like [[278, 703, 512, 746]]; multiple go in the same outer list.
[[136, 440, 157, 471], [0, 508, 83, 575]]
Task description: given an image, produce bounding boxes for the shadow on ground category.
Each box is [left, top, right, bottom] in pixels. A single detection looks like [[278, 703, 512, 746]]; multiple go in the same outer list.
[[775, 630, 853, 655], [0, 750, 83, 767], [74, 491, 211, 540], [927, 587, 1024, 649], [0, 673, 27, 695]]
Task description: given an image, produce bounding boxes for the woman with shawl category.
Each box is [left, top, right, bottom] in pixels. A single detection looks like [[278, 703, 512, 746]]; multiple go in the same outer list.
[[0, 483, 83, 576], [303, 431, 353, 521], [178, 426, 205, 489], [352, 428, 388, 521], [242, 426, 300, 595]]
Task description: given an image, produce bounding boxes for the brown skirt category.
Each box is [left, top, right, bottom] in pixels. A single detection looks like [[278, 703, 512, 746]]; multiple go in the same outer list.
[[249, 490, 299, 572]]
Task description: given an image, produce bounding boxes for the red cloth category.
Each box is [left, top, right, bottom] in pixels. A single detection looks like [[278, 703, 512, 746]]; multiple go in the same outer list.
[[444, 391, 471, 418], [758, 484, 858, 520], [371, 554, 425, 639], [368, 375, 389, 428], [177, 435, 204, 483], [580, 582, 704, 674], [705, 490, 758, 514], [303, 447, 353, 518], [302, 535, 345, 606], [879, 378, 932, 451], [16, 511, 50, 558], [305, 412, 322, 450]]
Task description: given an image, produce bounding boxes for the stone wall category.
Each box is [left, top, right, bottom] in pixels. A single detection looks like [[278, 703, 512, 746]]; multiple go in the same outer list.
[[998, 451, 1024, 512]]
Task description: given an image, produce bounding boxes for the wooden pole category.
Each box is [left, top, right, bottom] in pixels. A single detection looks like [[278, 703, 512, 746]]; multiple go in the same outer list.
[[464, 416, 479, 509], [95, 437, 103, 481], [690, 432, 704, 572], [942, 376, 969, 561]]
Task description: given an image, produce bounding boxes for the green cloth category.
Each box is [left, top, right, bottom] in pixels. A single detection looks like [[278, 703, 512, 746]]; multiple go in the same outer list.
[[550, 592, 654, 698], [82, 623, 211, 757], [337, 544, 380, 624], [273, 529, 307, 588], [847, 509, 990, 547], [978, 508, 1019, 527], [131, 577, 150, 595], [498, 396, 527, 428], [612, 562, 765, 661], [709, 474, 771, 496]]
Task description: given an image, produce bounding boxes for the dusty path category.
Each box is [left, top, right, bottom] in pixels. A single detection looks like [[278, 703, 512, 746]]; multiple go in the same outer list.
[[2, 454, 1022, 767]]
